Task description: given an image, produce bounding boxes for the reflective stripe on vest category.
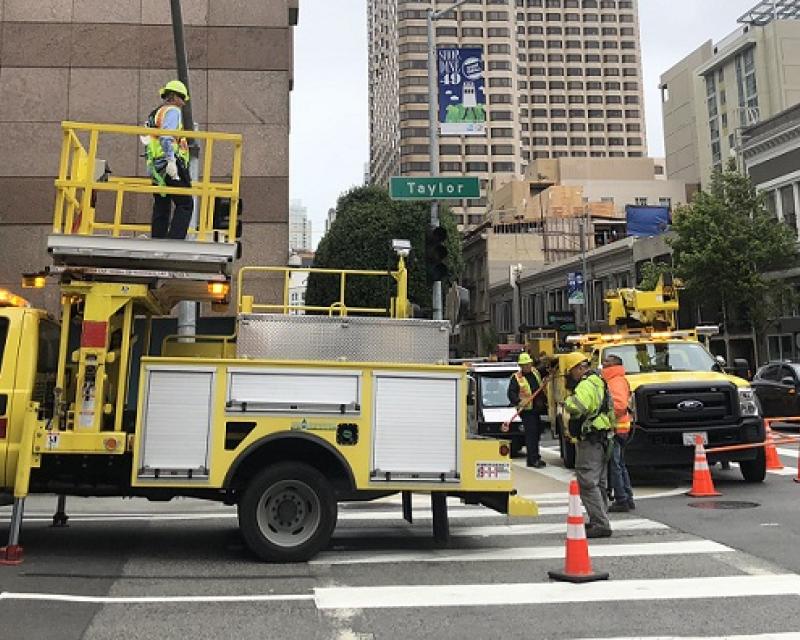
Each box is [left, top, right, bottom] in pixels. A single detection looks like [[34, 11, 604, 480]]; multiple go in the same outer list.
[[147, 105, 189, 163]]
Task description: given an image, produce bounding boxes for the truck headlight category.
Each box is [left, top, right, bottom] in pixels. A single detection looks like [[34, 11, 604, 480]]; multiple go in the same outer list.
[[738, 387, 760, 418]]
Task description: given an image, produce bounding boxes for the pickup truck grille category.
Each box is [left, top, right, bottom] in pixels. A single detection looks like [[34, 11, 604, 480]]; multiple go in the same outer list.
[[636, 383, 737, 428]]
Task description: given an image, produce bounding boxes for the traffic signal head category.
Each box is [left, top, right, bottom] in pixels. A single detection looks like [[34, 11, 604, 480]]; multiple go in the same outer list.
[[425, 225, 449, 282]]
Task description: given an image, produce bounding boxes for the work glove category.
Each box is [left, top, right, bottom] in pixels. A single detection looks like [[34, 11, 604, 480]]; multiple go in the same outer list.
[[165, 158, 179, 180]]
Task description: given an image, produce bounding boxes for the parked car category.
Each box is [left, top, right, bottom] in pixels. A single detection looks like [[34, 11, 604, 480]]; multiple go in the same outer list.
[[751, 362, 800, 420]]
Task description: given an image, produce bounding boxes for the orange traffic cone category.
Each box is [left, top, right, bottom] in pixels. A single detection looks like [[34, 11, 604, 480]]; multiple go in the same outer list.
[[547, 479, 609, 583], [765, 422, 784, 471], [687, 435, 721, 497]]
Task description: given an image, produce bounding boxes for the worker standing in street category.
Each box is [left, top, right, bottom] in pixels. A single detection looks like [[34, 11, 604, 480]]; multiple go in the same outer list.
[[563, 352, 615, 538], [144, 80, 193, 240], [507, 352, 547, 468], [602, 353, 635, 513]]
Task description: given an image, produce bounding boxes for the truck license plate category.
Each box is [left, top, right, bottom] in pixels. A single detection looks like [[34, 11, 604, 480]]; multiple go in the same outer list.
[[475, 462, 511, 480], [682, 432, 708, 446]]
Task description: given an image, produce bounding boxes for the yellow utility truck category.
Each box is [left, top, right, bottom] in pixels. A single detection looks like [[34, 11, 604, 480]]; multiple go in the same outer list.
[[543, 278, 765, 481], [0, 122, 533, 564]]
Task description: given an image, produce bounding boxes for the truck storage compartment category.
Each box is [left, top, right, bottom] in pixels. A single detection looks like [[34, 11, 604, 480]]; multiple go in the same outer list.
[[138, 365, 216, 480], [226, 367, 361, 415], [237, 314, 450, 364], [371, 371, 461, 482]]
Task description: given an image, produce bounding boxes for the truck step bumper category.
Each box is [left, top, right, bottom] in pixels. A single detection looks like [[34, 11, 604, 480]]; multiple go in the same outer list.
[[508, 494, 538, 517]]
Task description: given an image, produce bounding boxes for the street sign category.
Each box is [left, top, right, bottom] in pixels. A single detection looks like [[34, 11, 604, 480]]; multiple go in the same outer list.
[[389, 177, 480, 200]]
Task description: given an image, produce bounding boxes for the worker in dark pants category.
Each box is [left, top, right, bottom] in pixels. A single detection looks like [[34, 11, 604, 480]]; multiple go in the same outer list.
[[144, 80, 193, 239], [508, 352, 546, 468]]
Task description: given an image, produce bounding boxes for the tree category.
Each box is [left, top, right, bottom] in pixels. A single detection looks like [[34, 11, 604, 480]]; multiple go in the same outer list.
[[637, 260, 672, 291], [306, 186, 463, 316], [668, 162, 798, 348]]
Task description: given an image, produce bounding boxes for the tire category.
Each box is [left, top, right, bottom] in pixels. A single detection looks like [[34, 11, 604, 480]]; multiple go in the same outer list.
[[510, 438, 524, 459], [238, 462, 337, 562], [739, 448, 766, 483]]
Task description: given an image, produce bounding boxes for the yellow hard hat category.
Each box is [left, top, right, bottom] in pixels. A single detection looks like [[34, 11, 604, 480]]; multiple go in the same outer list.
[[160, 80, 190, 102], [518, 352, 533, 365], [563, 351, 590, 372]]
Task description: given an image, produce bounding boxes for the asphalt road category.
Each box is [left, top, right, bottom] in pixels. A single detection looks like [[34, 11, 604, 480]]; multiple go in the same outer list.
[[1, 436, 799, 640]]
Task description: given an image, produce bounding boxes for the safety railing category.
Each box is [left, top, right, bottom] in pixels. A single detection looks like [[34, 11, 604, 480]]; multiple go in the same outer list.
[[237, 259, 410, 318], [53, 121, 242, 243]]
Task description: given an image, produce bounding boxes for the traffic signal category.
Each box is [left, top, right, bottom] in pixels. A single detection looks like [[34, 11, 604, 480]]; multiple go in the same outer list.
[[425, 225, 449, 283], [213, 197, 243, 257]]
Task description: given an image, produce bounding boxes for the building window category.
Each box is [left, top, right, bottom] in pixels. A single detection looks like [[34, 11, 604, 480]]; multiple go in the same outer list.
[[635, 197, 648, 206], [781, 185, 797, 236], [659, 197, 672, 209]]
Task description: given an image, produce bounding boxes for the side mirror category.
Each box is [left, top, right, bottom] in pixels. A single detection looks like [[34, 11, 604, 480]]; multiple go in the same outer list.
[[467, 376, 476, 406]]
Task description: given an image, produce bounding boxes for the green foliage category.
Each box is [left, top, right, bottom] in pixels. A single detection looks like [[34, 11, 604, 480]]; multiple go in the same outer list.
[[637, 261, 672, 291], [482, 326, 500, 355], [306, 186, 463, 315], [668, 162, 798, 334]]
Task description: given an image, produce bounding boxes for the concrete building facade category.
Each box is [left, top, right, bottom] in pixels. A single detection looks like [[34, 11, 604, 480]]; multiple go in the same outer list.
[[660, 5, 800, 188], [0, 0, 298, 309], [368, 0, 648, 229]]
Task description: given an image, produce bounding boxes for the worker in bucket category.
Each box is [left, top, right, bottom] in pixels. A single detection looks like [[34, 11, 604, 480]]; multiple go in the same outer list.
[[563, 352, 615, 538], [507, 352, 547, 468], [143, 80, 193, 239]]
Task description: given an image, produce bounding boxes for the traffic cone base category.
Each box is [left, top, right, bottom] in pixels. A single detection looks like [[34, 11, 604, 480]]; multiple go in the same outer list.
[[0, 545, 24, 566], [548, 479, 609, 583], [764, 424, 784, 471], [687, 436, 721, 497]]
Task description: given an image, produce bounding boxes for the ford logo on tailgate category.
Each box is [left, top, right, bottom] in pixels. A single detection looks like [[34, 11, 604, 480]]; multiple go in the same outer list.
[[677, 399, 704, 412]]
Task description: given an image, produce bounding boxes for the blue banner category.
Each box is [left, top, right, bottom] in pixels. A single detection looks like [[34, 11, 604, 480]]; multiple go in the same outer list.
[[625, 205, 671, 237], [438, 47, 486, 136], [568, 272, 585, 306]]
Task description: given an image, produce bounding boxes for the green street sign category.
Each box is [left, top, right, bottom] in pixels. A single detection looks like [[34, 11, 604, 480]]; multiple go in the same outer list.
[[390, 176, 481, 200]]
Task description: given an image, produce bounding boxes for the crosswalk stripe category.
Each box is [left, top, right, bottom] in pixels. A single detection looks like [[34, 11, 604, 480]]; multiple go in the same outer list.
[[571, 635, 800, 640], [338, 506, 573, 520], [311, 539, 731, 565], [775, 447, 798, 458], [332, 517, 668, 539], [313, 574, 800, 609]]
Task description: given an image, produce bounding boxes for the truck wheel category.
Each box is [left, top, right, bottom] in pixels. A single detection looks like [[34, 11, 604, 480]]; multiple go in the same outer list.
[[739, 449, 766, 483], [238, 462, 337, 562], [561, 430, 576, 470], [510, 438, 524, 458]]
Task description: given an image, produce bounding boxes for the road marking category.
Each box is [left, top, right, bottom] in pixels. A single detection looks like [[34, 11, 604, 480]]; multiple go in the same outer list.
[[311, 540, 731, 565], [7, 574, 793, 610], [332, 518, 668, 539], [0, 591, 314, 605], [313, 574, 800, 609], [571, 635, 800, 640], [775, 447, 798, 458]]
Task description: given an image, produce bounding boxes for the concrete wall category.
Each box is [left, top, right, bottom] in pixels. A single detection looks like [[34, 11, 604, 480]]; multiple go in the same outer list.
[[659, 41, 712, 186], [0, 0, 296, 310]]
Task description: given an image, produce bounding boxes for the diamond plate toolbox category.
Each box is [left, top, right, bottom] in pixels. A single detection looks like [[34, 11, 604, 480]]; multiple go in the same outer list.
[[237, 314, 451, 364]]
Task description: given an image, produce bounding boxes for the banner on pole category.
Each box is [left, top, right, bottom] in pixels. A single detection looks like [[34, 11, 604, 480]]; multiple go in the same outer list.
[[438, 47, 486, 136], [568, 272, 585, 306]]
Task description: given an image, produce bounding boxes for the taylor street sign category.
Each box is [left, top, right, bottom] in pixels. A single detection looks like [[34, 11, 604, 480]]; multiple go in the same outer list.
[[390, 177, 481, 200]]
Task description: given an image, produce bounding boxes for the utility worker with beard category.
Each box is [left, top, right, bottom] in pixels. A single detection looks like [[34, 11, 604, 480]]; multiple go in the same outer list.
[[563, 352, 615, 538]]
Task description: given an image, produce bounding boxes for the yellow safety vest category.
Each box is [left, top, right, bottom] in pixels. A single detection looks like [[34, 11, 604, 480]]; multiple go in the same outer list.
[[147, 105, 189, 164], [513, 369, 542, 413]]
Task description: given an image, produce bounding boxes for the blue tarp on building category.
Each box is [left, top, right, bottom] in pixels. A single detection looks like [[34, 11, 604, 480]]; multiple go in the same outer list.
[[625, 205, 671, 237]]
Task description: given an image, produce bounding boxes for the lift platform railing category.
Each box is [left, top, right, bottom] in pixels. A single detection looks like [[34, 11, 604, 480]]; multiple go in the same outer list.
[[238, 259, 410, 319], [53, 121, 242, 243]]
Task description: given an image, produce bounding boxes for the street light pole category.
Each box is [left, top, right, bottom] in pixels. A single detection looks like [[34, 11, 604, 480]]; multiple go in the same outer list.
[[427, 0, 470, 321]]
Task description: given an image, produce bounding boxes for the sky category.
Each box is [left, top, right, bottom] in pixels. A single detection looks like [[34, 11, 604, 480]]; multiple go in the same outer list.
[[290, 0, 761, 248]]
